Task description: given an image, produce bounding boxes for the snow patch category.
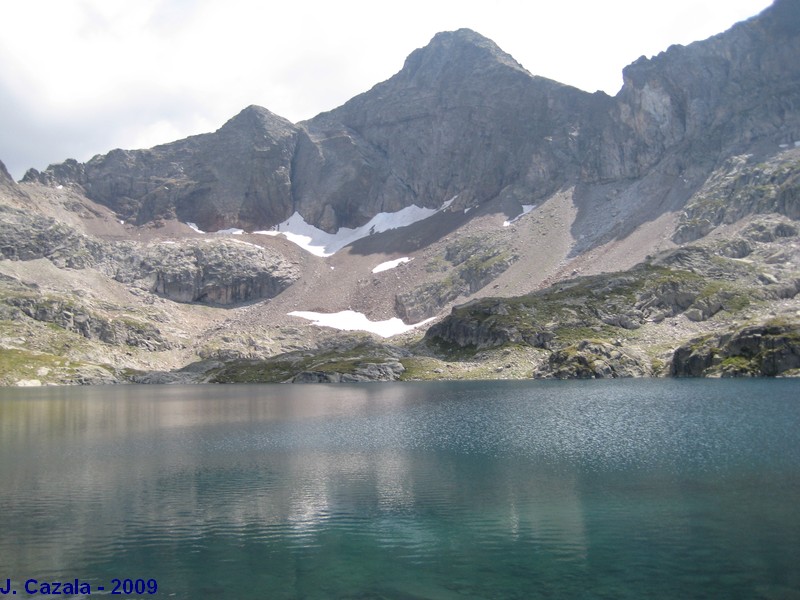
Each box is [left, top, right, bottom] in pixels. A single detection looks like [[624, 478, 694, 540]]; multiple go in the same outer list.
[[372, 257, 411, 273], [289, 310, 434, 338], [181, 196, 457, 256], [503, 204, 536, 227], [795, 141, 800, 148], [255, 203, 440, 257], [441, 195, 458, 210]]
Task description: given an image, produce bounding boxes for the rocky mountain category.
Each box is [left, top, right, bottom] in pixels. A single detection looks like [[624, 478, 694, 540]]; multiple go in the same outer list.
[[23, 1, 800, 240], [1, 0, 799, 385]]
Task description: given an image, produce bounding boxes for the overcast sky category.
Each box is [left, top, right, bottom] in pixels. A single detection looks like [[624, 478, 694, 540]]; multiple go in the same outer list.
[[0, 0, 773, 180]]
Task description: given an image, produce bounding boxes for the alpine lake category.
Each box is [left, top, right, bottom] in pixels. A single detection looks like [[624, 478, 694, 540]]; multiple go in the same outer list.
[[1, 379, 798, 599]]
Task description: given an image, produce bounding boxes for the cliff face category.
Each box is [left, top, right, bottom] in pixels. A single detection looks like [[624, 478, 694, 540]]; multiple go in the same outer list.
[[608, 0, 800, 174], [24, 107, 301, 231], [22, 1, 800, 239]]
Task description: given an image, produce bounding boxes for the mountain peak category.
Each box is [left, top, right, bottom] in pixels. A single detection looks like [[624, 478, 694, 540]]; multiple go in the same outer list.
[[218, 105, 297, 137], [397, 28, 529, 84]]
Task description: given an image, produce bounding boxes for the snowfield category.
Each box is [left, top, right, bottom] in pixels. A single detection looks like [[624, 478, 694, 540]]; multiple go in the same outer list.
[[183, 196, 458, 256], [288, 310, 434, 337], [254, 197, 457, 256]]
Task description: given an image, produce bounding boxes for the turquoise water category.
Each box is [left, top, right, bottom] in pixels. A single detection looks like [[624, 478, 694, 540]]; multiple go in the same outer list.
[[1, 379, 799, 599]]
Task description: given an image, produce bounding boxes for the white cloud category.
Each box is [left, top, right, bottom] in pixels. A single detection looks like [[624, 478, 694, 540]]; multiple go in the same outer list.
[[0, 0, 773, 178]]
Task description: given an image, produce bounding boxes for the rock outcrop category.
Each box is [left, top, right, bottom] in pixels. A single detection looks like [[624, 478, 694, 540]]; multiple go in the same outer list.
[[425, 298, 555, 351], [538, 340, 652, 379], [0, 205, 105, 268], [0, 201, 300, 306], [674, 152, 800, 243], [672, 322, 800, 377], [424, 219, 800, 378], [395, 236, 517, 322], [4, 295, 171, 350], [0, 160, 17, 195], [109, 239, 300, 305], [291, 361, 405, 383]]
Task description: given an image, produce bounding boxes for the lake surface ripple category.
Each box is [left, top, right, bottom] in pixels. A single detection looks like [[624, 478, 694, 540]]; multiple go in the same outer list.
[[1, 379, 798, 599]]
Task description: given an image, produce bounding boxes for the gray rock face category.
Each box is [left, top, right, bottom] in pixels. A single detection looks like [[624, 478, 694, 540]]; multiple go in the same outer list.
[[299, 29, 596, 230], [671, 322, 800, 377], [6, 296, 171, 350], [674, 152, 800, 243], [23, 2, 800, 241], [396, 236, 517, 322], [0, 205, 105, 268], [0, 202, 299, 306], [110, 239, 300, 305], [291, 360, 405, 383], [0, 159, 14, 188], [24, 106, 300, 231]]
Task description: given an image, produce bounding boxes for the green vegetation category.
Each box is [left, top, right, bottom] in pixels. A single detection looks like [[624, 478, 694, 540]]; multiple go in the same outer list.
[[0, 347, 83, 384], [719, 355, 754, 375]]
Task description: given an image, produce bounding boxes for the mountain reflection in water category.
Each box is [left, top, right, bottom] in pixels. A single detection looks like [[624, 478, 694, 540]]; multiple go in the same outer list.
[[1, 380, 798, 599]]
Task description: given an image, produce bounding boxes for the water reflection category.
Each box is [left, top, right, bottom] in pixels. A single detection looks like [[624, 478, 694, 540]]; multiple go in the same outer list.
[[1, 380, 799, 599]]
